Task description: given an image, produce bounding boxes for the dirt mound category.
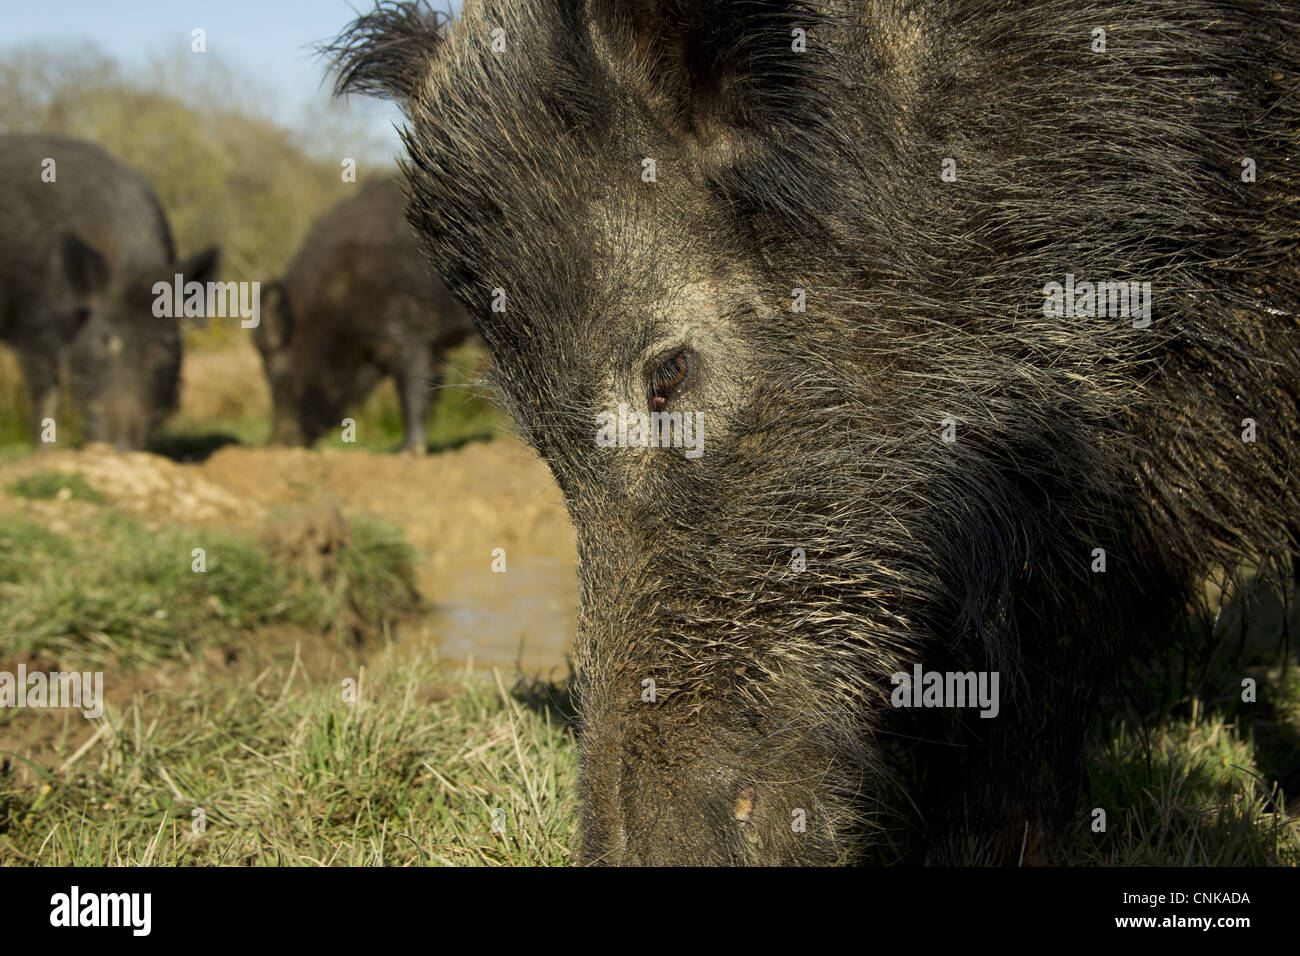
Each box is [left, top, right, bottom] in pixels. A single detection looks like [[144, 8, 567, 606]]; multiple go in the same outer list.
[[0, 444, 255, 524]]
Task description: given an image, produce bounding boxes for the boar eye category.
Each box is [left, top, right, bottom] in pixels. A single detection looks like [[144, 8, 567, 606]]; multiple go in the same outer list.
[[648, 350, 691, 412]]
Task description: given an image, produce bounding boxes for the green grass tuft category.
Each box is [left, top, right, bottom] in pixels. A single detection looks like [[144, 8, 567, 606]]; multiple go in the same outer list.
[[6, 471, 104, 504], [0, 510, 420, 669]]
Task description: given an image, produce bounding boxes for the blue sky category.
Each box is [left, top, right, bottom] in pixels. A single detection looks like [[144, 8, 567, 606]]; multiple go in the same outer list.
[[0, 0, 458, 154]]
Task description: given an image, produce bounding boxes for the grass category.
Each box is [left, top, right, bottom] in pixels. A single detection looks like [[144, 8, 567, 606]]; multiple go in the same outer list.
[[0, 510, 419, 669], [6, 471, 105, 504], [336, 518, 423, 638], [0, 357, 29, 449], [1077, 695, 1298, 865], [0, 662, 577, 866]]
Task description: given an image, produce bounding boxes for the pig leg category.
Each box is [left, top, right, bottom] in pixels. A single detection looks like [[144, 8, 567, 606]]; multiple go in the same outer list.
[[394, 348, 438, 455], [18, 348, 60, 449]]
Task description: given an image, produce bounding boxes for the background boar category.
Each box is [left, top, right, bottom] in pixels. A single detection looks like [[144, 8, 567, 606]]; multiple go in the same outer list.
[[0, 133, 219, 449], [331, 0, 1300, 864], [254, 177, 473, 453]]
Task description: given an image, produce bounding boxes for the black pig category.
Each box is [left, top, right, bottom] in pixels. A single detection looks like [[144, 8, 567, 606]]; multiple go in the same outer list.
[[0, 134, 219, 449], [332, 1, 1300, 864], [254, 178, 473, 453]]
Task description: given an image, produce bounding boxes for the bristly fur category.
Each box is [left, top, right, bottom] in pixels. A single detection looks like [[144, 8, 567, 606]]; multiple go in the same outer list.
[[330, 0, 1300, 863], [330, 3, 452, 102]]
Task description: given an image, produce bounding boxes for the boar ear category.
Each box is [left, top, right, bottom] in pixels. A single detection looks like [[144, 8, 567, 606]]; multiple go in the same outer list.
[[589, 0, 832, 152], [170, 247, 220, 327], [179, 246, 221, 288], [328, 1, 449, 103], [257, 282, 293, 350], [61, 233, 109, 296]]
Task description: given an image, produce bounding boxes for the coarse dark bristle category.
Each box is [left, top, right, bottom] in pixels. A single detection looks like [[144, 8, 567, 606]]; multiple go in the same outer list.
[[330, 0, 1300, 863]]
